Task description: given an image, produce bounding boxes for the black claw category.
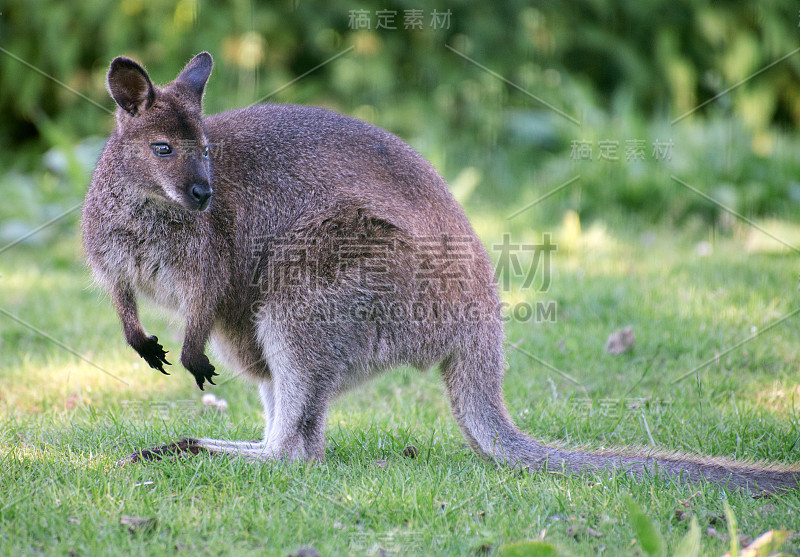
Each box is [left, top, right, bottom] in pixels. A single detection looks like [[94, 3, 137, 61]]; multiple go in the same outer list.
[[183, 352, 216, 390], [134, 334, 172, 374]]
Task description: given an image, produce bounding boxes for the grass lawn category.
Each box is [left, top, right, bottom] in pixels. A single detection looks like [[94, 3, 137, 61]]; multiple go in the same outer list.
[[1, 201, 798, 556]]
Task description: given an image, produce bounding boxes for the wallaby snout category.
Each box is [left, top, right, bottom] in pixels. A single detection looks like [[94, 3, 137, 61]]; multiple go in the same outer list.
[[189, 182, 213, 211]]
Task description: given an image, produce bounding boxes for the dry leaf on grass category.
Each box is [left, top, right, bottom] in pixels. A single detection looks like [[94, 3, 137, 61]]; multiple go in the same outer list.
[[606, 326, 635, 355], [288, 547, 320, 557], [120, 515, 157, 534]]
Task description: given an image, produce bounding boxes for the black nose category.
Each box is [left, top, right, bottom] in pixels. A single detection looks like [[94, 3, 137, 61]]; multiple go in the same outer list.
[[190, 183, 212, 206]]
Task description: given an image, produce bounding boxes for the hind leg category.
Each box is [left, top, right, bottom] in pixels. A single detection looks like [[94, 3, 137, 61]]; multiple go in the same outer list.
[[185, 381, 277, 459], [119, 343, 333, 464], [259, 337, 332, 460], [195, 340, 332, 461]]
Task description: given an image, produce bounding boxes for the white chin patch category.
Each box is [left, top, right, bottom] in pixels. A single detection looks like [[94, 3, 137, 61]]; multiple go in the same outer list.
[[160, 183, 185, 205]]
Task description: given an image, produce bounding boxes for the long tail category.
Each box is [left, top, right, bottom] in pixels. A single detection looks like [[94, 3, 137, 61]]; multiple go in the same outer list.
[[441, 351, 800, 493]]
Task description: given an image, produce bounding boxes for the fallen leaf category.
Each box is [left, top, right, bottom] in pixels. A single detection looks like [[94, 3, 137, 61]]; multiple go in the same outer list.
[[120, 515, 157, 534], [705, 526, 725, 541], [755, 504, 775, 516], [288, 547, 320, 557], [65, 393, 81, 410], [606, 326, 635, 355]]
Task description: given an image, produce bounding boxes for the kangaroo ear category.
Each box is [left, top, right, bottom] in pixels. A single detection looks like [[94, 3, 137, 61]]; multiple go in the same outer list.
[[107, 57, 155, 116], [175, 52, 213, 99]]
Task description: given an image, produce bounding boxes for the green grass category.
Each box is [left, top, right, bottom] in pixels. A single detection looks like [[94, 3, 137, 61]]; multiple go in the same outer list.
[[1, 203, 799, 556]]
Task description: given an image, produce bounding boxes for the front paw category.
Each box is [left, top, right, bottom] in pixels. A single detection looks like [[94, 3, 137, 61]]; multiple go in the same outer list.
[[134, 335, 171, 374], [181, 352, 218, 390]]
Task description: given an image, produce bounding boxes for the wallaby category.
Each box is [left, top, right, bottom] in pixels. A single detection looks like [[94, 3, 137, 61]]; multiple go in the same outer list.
[[82, 52, 800, 492]]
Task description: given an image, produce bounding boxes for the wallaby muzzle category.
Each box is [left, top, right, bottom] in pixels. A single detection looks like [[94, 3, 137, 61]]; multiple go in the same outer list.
[[189, 182, 213, 211]]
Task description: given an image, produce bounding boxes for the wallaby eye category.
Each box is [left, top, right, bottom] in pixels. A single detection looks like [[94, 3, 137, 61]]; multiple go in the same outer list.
[[150, 142, 173, 157], [201, 145, 210, 159]]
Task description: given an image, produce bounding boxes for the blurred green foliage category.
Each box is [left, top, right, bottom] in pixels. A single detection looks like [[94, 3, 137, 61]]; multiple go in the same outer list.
[[1, 0, 800, 227]]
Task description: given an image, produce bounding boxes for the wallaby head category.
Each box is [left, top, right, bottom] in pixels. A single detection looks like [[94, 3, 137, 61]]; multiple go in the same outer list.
[[106, 52, 214, 211]]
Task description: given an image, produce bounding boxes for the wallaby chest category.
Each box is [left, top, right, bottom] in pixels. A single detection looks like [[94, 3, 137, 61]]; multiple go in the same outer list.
[[92, 197, 212, 312]]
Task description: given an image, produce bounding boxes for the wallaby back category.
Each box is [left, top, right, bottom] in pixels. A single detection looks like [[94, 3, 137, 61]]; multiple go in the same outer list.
[[83, 52, 800, 493]]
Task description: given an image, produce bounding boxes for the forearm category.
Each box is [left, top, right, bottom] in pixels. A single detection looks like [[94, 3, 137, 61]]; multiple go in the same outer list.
[[110, 282, 147, 348], [110, 281, 170, 374], [180, 301, 219, 390]]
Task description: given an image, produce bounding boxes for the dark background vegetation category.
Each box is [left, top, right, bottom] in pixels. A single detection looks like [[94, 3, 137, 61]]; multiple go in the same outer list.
[[2, 0, 800, 235]]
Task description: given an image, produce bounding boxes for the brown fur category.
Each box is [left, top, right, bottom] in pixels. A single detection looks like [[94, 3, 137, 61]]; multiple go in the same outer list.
[[82, 53, 800, 492]]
